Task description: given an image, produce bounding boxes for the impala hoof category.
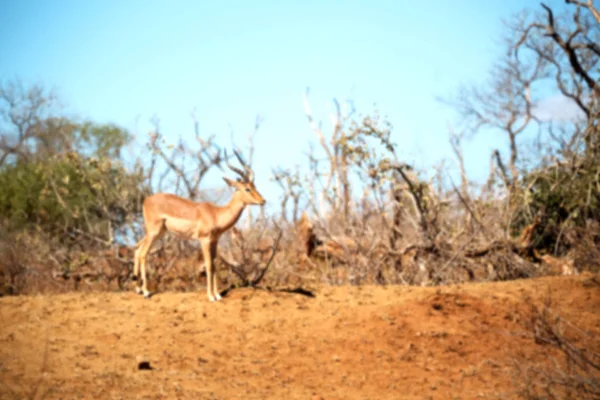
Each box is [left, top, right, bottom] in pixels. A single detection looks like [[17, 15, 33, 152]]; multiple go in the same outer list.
[[143, 290, 153, 299], [135, 287, 143, 295]]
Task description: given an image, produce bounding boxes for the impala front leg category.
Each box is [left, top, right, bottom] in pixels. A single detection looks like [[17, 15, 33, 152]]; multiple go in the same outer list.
[[210, 241, 222, 301], [201, 240, 220, 302]]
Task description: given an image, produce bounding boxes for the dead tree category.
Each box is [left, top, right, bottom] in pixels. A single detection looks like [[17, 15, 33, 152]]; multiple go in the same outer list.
[[302, 88, 355, 219], [272, 166, 304, 223], [148, 114, 222, 200], [0, 80, 58, 166], [449, 40, 544, 194], [515, 2, 600, 163]]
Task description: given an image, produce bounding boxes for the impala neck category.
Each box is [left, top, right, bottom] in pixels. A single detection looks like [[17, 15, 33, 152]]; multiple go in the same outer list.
[[217, 191, 247, 231]]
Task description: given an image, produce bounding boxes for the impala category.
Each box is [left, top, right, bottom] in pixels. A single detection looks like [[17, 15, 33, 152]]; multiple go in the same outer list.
[[132, 150, 266, 301]]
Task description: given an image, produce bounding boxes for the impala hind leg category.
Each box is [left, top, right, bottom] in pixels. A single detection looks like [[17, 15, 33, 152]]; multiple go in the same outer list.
[[133, 238, 146, 294], [135, 225, 164, 298]]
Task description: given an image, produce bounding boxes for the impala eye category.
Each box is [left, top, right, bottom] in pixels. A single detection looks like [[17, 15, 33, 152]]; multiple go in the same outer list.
[[245, 188, 251, 192]]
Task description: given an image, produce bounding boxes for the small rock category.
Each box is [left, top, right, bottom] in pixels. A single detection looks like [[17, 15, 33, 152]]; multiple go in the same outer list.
[[138, 361, 152, 370]]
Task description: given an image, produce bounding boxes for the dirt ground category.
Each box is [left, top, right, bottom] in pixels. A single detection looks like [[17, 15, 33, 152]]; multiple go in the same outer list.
[[1, 274, 599, 400]]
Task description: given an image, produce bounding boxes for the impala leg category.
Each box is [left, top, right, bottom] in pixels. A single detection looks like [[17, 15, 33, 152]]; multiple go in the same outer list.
[[139, 241, 152, 298], [201, 240, 218, 302], [138, 231, 162, 298], [210, 241, 222, 300], [133, 237, 146, 295]]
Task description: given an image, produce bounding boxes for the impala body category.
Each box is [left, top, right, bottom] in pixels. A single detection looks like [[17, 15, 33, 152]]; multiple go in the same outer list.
[[133, 150, 265, 301]]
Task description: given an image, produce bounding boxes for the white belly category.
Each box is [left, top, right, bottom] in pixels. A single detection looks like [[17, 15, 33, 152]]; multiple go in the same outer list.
[[164, 218, 198, 239]]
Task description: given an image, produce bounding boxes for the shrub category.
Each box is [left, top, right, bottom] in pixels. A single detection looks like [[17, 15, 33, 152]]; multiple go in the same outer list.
[[511, 162, 600, 255], [0, 151, 147, 243]]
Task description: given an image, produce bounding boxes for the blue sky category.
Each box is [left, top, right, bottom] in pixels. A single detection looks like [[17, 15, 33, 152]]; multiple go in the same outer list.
[[0, 0, 573, 208]]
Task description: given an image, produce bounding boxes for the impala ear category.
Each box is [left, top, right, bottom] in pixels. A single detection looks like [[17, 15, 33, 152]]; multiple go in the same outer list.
[[223, 177, 237, 187]]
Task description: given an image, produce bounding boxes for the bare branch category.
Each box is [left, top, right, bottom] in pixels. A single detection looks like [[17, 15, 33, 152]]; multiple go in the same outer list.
[[540, 3, 600, 97]]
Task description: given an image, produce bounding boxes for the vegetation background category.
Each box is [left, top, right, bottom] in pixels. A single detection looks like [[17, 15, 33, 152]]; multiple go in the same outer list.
[[1, 1, 599, 398]]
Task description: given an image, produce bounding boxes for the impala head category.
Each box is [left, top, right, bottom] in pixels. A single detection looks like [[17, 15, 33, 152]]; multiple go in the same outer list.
[[223, 149, 266, 206]]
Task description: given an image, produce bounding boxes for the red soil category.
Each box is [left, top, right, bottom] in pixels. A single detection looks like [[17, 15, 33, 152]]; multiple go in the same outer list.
[[1, 274, 599, 399]]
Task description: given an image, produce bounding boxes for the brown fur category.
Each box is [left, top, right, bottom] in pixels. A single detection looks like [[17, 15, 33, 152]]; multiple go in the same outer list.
[[133, 158, 266, 302]]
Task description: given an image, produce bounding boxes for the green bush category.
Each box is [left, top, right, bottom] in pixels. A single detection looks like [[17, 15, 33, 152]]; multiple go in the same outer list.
[[0, 151, 146, 242], [511, 162, 600, 254]]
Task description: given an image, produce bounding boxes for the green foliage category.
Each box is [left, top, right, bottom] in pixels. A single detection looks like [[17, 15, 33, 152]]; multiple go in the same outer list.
[[511, 162, 600, 253], [0, 151, 146, 242], [74, 121, 132, 159], [27, 118, 132, 161], [342, 112, 395, 182]]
